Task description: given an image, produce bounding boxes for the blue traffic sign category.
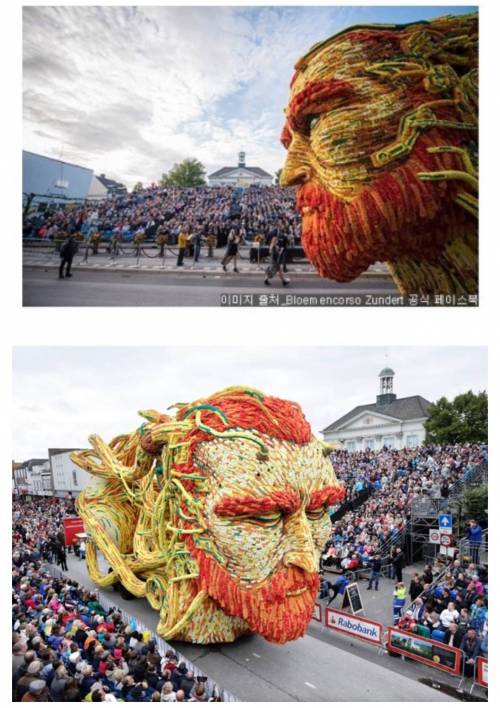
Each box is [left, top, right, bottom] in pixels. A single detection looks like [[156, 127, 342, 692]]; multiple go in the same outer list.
[[439, 514, 453, 531]]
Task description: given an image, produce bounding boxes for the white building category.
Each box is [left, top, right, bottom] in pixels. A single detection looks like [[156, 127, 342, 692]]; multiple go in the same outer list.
[[208, 152, 273, 187], [48, 448, 90, 499], [29, 460, 52, 496], [322, 368, 431, 452], [12, 458, 48, 496]]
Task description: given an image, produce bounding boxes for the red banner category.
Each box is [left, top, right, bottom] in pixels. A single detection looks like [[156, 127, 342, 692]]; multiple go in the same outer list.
[[476, 656, 488, 687], [63, 516, 85, 545], [387, 626, 462, 675]]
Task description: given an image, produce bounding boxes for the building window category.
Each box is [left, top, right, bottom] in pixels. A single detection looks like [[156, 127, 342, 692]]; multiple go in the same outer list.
[[72, 470, 78, 487], [365, 438, 375, 450], [383, 436, 395, 448], [346, 440, 356, 452], [406, 434, 418, 447]]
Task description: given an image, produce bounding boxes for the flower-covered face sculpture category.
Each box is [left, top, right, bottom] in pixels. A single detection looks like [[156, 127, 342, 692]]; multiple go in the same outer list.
[[73, 387, 344, 645], [191, 436, 337, 642], [281, 13, 478, 294]]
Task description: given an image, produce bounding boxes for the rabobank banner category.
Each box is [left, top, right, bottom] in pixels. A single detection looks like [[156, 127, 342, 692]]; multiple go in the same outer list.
[[325, 608, 383, 645]]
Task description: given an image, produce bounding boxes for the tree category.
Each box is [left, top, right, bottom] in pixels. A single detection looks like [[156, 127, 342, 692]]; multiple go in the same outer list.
[[462, 485, 488, 526], [424, 390, 488, 445], [133, 181, 144, 192], [160, 159, 206, 187], [274, 168, 282, 186]]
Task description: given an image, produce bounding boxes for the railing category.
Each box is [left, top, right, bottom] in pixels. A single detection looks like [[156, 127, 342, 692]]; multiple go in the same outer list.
[[457, 528, 488, 565], [42, 563, 239, 702]]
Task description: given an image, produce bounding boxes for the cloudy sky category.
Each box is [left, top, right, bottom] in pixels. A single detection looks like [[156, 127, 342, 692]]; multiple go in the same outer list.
[[23, 5, 476, 188], [12, 346, 487, 460]]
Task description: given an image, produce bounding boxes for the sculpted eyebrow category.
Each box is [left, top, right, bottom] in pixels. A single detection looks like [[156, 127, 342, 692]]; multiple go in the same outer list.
[[307, 484, 346, 510], [215, 489, 301, 517], [288, 78, 354, 130]]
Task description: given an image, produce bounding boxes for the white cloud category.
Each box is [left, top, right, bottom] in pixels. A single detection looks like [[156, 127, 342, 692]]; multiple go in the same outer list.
[[22, 5, 362, 186], [12, 346, 487, 460]]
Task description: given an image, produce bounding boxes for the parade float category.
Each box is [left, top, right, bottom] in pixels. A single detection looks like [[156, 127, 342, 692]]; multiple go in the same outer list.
[[72, 386, 344, 644]]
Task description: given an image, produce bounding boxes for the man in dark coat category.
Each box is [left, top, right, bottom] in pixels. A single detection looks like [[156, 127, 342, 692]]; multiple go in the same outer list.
[[59, 235, 79, 279]]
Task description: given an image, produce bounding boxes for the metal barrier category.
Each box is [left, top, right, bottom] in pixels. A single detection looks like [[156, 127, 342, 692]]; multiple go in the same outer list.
[[42, 563, 239, 701]]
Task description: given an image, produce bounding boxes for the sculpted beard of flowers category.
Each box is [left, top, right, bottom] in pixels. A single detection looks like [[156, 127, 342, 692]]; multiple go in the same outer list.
[[281, 13, 478, 294]]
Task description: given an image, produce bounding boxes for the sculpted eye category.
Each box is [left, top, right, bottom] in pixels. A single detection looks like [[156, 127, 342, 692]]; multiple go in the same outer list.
[[305, 507, 327, 521], [306, 115, 320, 133], [242, 512, 282, 529]]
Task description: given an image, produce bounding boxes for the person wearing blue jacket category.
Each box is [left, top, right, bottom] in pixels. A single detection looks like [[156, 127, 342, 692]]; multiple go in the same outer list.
[[327, 574, 350, 606], [467, 520, 483, 564]]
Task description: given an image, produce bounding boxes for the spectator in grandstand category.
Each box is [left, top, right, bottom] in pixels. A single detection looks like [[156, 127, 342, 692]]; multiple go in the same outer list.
[[409, 573, 423, 601], [439, 601, 460, 629], [443, 622, 465, 648], [460, 628, 481, 677], [397, 610, 417, 633]]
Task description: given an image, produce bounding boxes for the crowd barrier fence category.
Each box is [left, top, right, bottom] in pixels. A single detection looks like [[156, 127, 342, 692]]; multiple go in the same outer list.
[[313, 602, 487, 687], [42, 563, 240, 701]]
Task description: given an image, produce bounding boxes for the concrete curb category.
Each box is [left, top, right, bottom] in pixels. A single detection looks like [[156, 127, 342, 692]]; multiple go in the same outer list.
[[23, 261, 393, 280]]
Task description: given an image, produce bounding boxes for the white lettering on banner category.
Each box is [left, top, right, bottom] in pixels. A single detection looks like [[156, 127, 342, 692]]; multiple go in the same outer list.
[[326, 608, 382, 645]]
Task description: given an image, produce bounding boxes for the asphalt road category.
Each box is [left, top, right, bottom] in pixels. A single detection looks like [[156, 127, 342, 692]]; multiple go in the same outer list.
[[23, 267, 399, 307], [59, 554, 458, 702]]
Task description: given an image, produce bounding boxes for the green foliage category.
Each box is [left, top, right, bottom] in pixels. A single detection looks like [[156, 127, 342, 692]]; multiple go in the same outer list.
[[274, 168, 282, 186], [424, 390, 487, 445], [132, 181, 144, 192], [160, 159, 206, 187], [463, 484, 488, 525]]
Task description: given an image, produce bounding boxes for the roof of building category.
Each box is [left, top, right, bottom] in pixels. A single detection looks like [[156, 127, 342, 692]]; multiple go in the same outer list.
[[23, 150, 93, 174], [18, 458, 48, 467], [379, 367, 395, 376], [321, 395, 432, 433], [208, 166, 273, 179], [96, 174, 127, 191]]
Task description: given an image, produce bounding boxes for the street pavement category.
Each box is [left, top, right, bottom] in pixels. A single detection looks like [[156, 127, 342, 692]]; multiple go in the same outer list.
[[23, 266, 398, 307], [57, 553, 460, 702]]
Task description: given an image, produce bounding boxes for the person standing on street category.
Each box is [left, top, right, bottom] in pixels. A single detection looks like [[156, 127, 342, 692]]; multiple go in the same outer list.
[[264, 227, 290, 286], [58, 235, 78, 279], [367, 554, 382, 591], [177, 229, 189, 267], [222, 227, 240, 272], [56, 542, 68, 572], [391, 547, 404, 583]]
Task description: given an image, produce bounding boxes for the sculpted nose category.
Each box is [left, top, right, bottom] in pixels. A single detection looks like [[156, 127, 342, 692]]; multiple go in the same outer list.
[[280, 136, 312, 187], [283, 511, 317, 574]]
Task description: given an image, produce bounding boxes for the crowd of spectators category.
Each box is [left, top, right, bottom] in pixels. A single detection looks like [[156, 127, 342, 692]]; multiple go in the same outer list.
[[13, 499, 224, 702], [396, 556, 488, 674], [321, 443, 487, 574], [22, 184, 300, 252]]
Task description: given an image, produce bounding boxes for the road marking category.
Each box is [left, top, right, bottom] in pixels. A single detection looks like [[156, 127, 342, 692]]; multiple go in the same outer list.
[[304, 682, 317, 689], [252, 653, 261, 658]]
